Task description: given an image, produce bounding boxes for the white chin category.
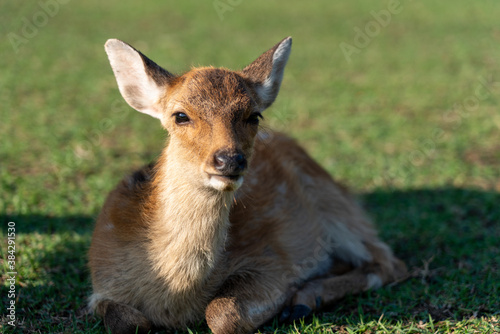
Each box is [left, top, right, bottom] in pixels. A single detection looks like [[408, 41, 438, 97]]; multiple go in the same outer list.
[[208, 175, 244, 191]]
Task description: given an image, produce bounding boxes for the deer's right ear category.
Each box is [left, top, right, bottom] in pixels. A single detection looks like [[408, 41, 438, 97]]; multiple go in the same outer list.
[[104, 39, 175, 119]]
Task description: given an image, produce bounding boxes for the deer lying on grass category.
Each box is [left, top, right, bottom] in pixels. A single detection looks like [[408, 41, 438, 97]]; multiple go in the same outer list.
[[88, 37, 407, 334]]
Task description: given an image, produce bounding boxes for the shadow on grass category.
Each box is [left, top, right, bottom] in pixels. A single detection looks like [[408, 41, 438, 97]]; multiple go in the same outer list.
[[317, 187, 500, 325], [1, 187, 499, 333], [0, 214, 99, 333]]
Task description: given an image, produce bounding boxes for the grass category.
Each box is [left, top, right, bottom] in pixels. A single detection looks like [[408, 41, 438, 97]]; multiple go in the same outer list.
[[1, 0, 499, 332]]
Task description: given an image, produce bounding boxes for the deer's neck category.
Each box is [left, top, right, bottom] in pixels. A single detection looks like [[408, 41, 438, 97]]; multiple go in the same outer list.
[[146, 148, 233, 294]]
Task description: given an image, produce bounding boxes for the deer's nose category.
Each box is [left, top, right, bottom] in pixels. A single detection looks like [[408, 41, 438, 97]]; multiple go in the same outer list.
[[213, 150, 247, 175]]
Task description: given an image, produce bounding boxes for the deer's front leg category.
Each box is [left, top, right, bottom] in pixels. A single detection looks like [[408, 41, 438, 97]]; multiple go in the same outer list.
[[206, 272, 291, 334]]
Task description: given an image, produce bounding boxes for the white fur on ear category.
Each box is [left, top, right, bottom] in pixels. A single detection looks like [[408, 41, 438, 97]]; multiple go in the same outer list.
[[242, 37, 292, 109], [257, 37, 291, 108], [105, 39, 166, 119]]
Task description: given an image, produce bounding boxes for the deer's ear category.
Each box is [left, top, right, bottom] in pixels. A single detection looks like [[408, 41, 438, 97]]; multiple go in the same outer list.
[[104, 39, 175, 119], [241, 37, 292, 110]]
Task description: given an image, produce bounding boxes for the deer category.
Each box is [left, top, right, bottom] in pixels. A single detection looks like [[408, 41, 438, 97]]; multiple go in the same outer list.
[[88, 36, 407, 334]]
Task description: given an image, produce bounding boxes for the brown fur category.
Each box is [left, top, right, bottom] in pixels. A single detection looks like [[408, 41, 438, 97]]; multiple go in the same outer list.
[[88, 37, 407, 334]]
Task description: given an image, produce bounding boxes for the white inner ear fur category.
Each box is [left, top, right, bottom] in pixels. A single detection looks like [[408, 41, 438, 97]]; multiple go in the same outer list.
[[256, 37, 292, 108], [105, 39, 164, 119]]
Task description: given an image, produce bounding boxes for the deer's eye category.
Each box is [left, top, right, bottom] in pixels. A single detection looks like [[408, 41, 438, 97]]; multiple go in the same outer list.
[[173, 112, 191, 125], [246, 113, 263, 125]]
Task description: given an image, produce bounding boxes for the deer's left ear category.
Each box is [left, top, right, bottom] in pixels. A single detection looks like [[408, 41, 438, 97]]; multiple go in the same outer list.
[[241, 37, 292, 110]]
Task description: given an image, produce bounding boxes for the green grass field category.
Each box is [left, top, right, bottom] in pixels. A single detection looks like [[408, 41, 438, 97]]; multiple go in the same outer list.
[[1, 0, 499, 333]]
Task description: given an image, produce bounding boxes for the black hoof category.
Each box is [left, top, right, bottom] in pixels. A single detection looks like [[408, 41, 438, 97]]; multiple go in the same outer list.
[[315, 296, 322, 309], [279, 306, 291, 323], [289, 304, 312, 321]]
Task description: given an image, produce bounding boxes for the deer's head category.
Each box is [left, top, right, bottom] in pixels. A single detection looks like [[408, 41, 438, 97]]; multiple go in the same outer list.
[[105, 37, 291, 191]]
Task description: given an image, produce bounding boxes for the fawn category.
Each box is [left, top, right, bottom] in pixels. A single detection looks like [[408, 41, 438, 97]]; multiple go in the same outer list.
[[88, 37, 407, 334]]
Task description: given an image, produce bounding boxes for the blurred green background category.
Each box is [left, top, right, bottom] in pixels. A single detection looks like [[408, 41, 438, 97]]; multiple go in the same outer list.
[[1, 0, 499, 333]]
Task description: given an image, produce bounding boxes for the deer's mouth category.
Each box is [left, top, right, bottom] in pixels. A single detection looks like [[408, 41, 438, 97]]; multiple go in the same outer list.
[[210, 174, 241, 181], [207, 173, 244, 191]]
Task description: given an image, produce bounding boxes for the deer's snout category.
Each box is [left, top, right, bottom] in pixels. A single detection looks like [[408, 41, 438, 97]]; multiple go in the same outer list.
[[213, 150, 247, 175]]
